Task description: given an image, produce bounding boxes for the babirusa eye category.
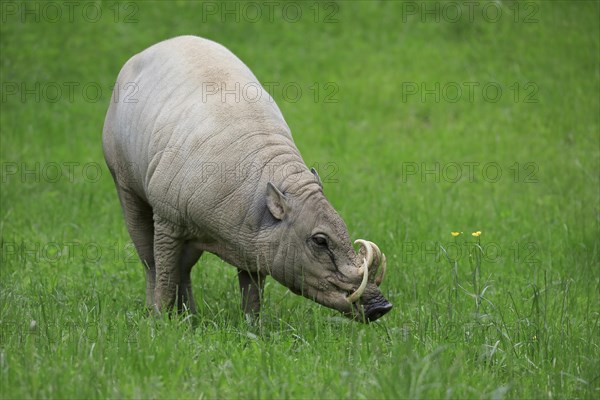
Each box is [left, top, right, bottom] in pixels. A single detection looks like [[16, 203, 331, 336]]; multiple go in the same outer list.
[[312, 234, 328, 247]]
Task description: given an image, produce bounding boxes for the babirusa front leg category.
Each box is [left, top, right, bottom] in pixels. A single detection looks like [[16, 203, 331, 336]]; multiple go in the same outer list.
[[153, 217, 184, 314], [238, 269, 265, 321]]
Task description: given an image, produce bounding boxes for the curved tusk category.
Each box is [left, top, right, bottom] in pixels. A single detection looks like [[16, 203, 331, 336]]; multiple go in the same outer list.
[[369, 241, 387, 286], [364, 240, 385, 286], [354, 239, 373, 268], [368, 241, 382, 260], [346, 239, 373, 303], [346, 253, 369, 303], [375, 254, 386, 286]]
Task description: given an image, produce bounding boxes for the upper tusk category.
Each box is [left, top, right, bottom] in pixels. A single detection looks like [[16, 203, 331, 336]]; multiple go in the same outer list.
[[354, 239, 373, 268], [369, 240, 387, 286], [355, 240, 387, 286], [367, 241, 382, 261], [363, 240, 385, 286], [375, 254, 386, 286]]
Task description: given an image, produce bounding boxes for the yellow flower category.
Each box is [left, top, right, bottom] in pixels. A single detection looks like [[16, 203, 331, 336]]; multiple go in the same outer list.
[[451, 232, 461, 237], [472, 231, 482, 237]]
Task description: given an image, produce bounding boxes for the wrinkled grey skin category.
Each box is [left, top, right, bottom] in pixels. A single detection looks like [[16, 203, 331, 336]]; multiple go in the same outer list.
[[102, 36, 392, 322]]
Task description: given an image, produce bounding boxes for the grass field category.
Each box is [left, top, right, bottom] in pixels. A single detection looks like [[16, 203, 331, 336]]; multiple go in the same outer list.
[[1, 1, 599, 398]]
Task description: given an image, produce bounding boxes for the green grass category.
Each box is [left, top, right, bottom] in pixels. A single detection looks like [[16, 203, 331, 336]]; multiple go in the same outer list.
[[1, 1, 598, 398]]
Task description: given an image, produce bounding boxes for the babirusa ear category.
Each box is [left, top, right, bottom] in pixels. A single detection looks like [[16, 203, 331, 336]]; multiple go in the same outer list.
[[310, 167, 323, 188], [266, 182, 288, 220]]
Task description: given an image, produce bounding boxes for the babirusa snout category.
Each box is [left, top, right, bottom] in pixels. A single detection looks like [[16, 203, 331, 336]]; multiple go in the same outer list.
[[346, 239, 387, 303]]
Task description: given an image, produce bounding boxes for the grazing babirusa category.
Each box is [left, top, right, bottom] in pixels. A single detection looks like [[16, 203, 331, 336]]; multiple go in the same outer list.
[[102, 35, 392, 322]]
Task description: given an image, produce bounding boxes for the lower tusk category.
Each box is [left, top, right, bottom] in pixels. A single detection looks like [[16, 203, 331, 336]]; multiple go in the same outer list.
[[346, 256, 369, 303]]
